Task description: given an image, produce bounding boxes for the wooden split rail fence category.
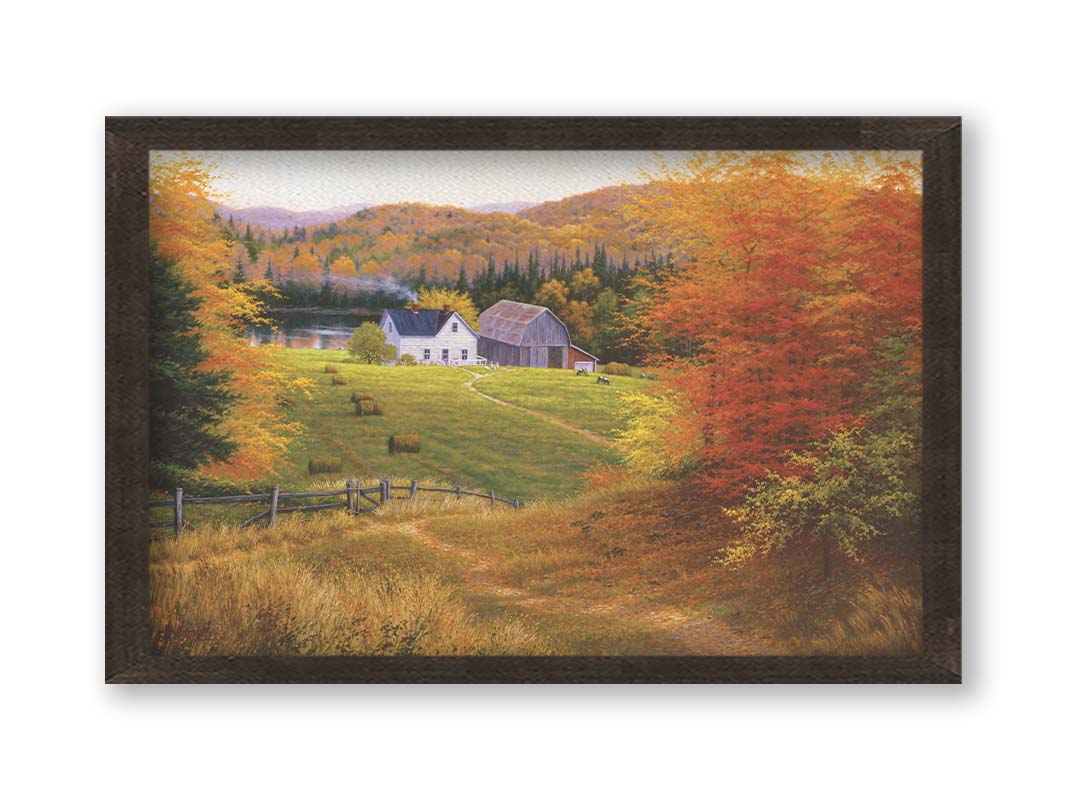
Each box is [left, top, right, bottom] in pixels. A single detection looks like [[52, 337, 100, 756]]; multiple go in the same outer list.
[[148, 479, 520, 536]]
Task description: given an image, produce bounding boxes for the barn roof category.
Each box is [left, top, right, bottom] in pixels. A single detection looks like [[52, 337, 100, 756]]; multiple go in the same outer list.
[[383, 308, 455, 337], [479, 300, 557, 346]]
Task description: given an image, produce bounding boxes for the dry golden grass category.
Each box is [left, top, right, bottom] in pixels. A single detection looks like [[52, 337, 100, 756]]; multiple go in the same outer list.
[[150, 514, 552, 656], [418, 477, 923, 655], [150, 476, 922, 656], [801, 582, 922, 655]]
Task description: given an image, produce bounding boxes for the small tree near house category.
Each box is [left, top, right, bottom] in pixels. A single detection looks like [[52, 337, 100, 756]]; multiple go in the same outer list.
[[347, 322, 398, 364]]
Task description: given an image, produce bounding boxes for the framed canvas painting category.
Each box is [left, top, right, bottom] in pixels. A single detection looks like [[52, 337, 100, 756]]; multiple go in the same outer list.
[[105, 117, 960, 683]]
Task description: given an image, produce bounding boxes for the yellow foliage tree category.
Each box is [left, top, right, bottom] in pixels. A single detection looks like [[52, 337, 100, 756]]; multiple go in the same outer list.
[[560, 299, 594, 346], [614, 391, 702, 478], [331, 255, 357, 279], [148, 154, 312, 481], [408, 287, 480, 331], [533, 279, 569, 316], [291, 251, 320, 276], [568, 267, 600, 302]]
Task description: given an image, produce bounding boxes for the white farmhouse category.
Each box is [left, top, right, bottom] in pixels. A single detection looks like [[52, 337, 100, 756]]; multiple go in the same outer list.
[[379, 304, 481, 366]]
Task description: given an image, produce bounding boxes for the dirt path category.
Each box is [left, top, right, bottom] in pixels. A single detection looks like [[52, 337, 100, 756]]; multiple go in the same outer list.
[[389, 519, 777, 656], [454, 367, 613, 447]]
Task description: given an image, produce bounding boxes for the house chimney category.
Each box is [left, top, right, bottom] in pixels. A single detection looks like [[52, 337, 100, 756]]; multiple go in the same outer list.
[[411, 302, 419, 313], [443, 303, 451, 314]]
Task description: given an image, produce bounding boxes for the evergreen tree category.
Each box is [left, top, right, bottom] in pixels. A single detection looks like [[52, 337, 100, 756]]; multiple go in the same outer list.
[[149, 243, 235, 489], [319, 259, 332, 305]]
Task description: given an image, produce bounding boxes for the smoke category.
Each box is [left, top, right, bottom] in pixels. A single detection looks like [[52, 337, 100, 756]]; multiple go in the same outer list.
[[291, 273, 417, 302]]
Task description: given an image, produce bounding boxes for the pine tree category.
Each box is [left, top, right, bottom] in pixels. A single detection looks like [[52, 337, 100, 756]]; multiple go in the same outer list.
[[149, 243, 235, 489]]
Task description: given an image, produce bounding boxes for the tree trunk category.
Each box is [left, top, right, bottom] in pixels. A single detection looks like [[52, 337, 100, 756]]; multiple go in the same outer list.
[[822, 532, 833, 580]]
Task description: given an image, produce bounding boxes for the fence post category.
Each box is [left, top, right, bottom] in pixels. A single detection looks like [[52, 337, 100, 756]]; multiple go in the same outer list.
[[346, 479, 355, 513], [410, 479, 418, 499], [355, 481, 361, 514], [489, 489, 495, 506], [174, 487, 184, 536], [268, 485, 280, 526], [380, 479, 390, 502], [456, 485, 462, 498]]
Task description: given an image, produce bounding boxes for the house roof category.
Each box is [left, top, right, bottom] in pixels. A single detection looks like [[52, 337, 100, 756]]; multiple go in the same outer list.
[[479, 300, 555, 346], [383, 308, 463, 337]]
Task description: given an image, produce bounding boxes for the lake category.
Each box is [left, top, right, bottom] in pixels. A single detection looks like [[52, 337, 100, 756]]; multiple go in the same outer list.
[[247, 311, 380, 350]]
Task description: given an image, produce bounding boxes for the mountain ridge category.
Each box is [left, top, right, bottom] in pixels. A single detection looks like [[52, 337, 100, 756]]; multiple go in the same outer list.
[[221, 199, 541, 229], [217, 203, 375, 229]]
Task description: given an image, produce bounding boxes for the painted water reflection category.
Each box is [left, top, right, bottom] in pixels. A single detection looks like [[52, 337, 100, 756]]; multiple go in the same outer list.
[[247, 312, 379, 349]]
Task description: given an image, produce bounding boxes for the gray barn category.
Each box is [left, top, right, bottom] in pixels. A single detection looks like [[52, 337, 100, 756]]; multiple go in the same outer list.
[[477, 300, 571, 368]]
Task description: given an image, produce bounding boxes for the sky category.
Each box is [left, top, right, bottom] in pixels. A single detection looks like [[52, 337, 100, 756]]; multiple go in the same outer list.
[[169, 150, 702, 210], [158, 150, 920, 211]]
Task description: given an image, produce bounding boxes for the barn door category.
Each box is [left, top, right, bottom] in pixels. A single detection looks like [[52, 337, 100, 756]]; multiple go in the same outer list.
[[548, 347, 563, 369]]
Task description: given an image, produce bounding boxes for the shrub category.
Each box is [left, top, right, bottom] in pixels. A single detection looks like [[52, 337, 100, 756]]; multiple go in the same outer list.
[[720, 428, 920, 578], [388, 434, 421, 454], [355, 400, 385, 416], [397, 353, 418, 366], [331, 375, 347, 385], [602, 362, 632, 376], [350, 391, 374, 404], [324, 364, 340, 374], [308, 457, 342, 474]]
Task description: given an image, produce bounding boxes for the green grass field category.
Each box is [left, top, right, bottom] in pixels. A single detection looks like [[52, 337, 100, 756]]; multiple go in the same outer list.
[[269, 349, 626, 499], [470, 366, 650, 437]]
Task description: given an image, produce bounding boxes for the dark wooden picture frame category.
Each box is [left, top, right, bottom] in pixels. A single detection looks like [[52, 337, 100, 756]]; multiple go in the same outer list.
[[106, 116, 961, 683]]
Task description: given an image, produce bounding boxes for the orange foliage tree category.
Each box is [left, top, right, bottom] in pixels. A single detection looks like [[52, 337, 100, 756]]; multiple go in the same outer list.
[[626, 152, 922, 499], [149, 154, 311, 481]]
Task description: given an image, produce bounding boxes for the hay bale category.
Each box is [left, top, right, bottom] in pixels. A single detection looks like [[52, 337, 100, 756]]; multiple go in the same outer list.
[[388, 434, 421, 454], [601, 362, 632, 376], [308, 457, 342, 474], [355, 400, 385, 416], [324, 364, 340, 374], [350, 391, 374, 404], [331, 375, 347, 385]]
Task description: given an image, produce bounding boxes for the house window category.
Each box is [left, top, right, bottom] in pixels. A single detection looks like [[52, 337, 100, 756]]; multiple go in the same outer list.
[[423, 349, 431, 361], [461, 349, 468, 361], [452, 322, 458, 332], [441, 348, 450, 362]]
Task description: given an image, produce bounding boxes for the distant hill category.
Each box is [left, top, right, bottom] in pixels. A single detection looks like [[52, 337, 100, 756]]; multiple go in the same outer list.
[[519, 185, 641, 227], [217, 203, 374, 229], [234, 185, 655, 288], [467, 201, 538, 214]]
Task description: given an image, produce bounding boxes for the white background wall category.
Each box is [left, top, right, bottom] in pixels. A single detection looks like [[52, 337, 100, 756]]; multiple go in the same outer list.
[[3, 2, 1064, 798]]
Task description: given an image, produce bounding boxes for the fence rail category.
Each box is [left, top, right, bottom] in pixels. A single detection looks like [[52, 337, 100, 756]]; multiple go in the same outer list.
[[148, 479, 521, 536]]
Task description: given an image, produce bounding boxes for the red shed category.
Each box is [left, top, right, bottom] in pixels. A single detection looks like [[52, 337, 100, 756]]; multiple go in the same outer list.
[[568, 345, 599, 372]]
